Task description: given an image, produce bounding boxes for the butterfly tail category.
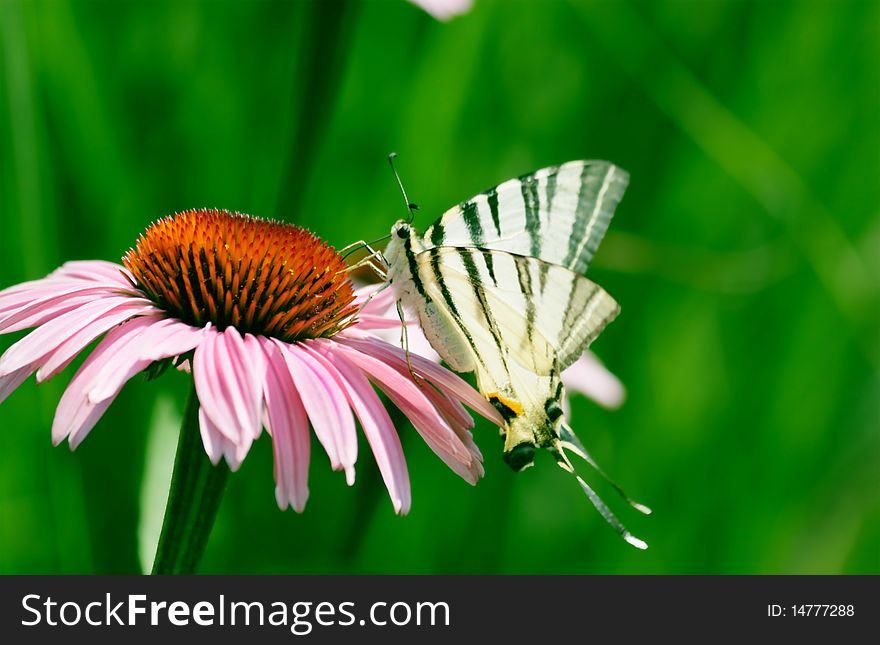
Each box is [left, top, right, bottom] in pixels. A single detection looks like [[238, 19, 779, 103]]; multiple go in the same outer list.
[[551, 438, 648, 550], [558, 421, 652, 515]]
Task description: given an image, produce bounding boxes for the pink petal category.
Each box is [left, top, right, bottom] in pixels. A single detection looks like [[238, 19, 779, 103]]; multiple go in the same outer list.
[[221, 438, 249, 471], [136, 318, 207, 362], [86, 317, 201, 404], [352, 283, 394, 312], [420, 387, 483, 466], [51, 316, 158, 448], [0, 364, 35, 405], [0, 284, 132, 329], [329, 340, 480, 484], [305, 341, 411, 514], [355, 317, 442, 363], [198, 407, 225, 465], [36, 301, 159, 382], [0, 296, 155, 376], [0, 261, 137, 318], [0, 276, 86, 308], [198, 407, 249, 471], [432, 390, 475, 431], [241, 333, 265, 444], [261, 338, 310, 512], [353, 314, 410, 330], [52, 260, 135, 288], [337, 334, 503, 426], [193, 327, 254, 443], [562, 352, 626, 410], [407, 0, 473, 21], [279, 341, 357, 484]]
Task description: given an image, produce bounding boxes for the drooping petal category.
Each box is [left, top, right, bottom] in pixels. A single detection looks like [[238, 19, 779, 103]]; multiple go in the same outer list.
[[261, 338, 310, 512], [198, 407, 226, 466], [337, 334, 503, 426], [85, 319, 198, 404], [562, 352, 626, 410], [329, 340, 481, 484], [279, 340, 357, 484], [0, 261, 138, 321], [420, 386, 483, 467], [431, 389, 475, 431], [0, 364, 35, 405], [192, 326, 262, 444], [0, 296, 153, 377], [36, 301, 159, 382], [136, 318, 207, 363], [241, 333, 266, 445], [0, 286, 134, 332], [0, 277, 96, 311], [198, 407, 249, 472], [305, 341, 411, 514], [222, 439, 250, 472], [51, 316, 159, 448]]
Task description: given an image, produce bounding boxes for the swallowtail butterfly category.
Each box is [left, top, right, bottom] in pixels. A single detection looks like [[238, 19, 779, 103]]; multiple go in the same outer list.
[[372, 160, 649, 547]]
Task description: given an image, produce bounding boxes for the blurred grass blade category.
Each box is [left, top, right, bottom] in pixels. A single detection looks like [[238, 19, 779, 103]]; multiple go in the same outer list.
[[138, 394, 181, 574]]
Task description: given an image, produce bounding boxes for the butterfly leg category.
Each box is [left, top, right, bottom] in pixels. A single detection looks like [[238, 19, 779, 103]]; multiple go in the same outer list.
[[339, 239, 387, 274], [395, 298, 420, 384], [340, 251, 388, 280], [338, 239, 383, 257]]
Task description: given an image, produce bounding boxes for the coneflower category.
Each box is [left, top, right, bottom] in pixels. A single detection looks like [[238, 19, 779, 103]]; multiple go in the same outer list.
[[0, 209, 502, 571]]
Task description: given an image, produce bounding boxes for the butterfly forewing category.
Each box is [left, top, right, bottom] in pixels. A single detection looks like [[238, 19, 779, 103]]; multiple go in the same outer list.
[[416, 247, 554, 380], [422, 160, 629, 274], [415, 247, 619, 378]]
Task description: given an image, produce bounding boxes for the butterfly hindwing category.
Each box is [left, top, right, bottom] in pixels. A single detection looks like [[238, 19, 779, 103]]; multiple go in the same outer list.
[[422, 160, 629, 274]]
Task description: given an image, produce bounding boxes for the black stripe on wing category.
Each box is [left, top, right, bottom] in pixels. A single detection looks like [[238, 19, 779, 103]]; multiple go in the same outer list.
[[487, 187, 501, 236], [462, 200, 483, 246], [404, 236, 431, 302], [459, 250, 511, 373], [521, 175, 542, 260], [427, 247, 490, 374]]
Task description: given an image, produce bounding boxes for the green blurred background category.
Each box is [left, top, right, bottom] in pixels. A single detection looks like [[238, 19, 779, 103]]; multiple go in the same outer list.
[[1, 0, 877, 574]]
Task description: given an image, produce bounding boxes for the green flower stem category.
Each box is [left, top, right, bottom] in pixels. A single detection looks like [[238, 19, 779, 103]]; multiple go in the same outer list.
[[151, 386, 229, 574]]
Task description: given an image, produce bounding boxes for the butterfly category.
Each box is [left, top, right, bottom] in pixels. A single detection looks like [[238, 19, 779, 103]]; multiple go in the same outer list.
[[365, 159, 650, 548]]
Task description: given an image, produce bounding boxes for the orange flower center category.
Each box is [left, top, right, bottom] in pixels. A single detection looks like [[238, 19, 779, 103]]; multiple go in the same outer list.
[[123, 209, 356, 341]]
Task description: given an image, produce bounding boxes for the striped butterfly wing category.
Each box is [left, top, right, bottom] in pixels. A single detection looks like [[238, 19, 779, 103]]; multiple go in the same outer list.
[[422, 160, 629, 275], [415, 247, 620, 383]]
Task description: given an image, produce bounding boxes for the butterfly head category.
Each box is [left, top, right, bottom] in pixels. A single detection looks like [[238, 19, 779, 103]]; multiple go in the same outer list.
[[391, 220, 413, 240], [382, 220, 420, 287], [385, 220, 417, 261], [504, 442, 536, 472]]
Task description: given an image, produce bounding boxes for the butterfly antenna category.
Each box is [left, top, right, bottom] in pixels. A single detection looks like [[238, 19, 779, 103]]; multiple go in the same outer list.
[[388, 152, 419, 224], [558, 422, 652, 515], [551, 440, 648, 550]]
